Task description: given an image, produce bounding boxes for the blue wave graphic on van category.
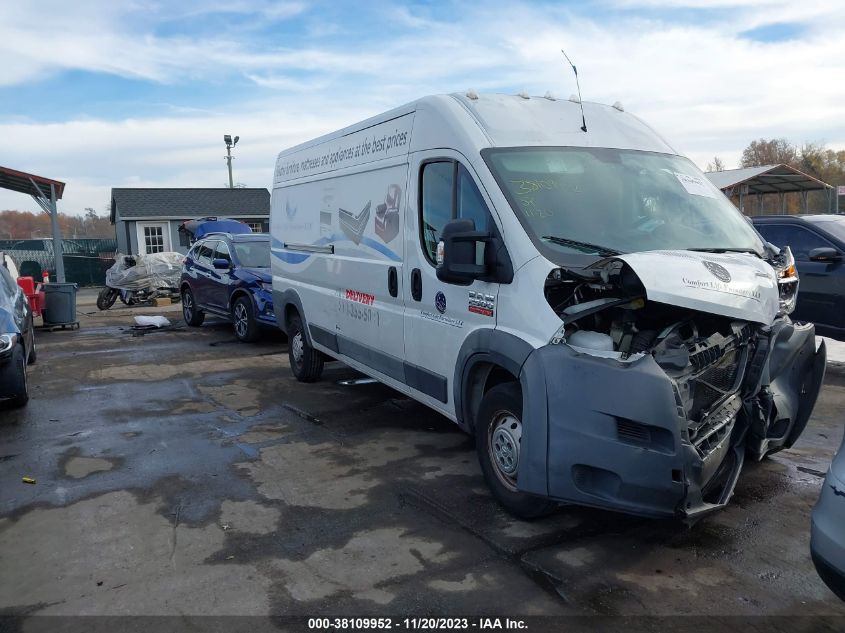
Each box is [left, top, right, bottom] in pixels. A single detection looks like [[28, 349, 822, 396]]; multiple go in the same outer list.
[[271, 235, 401, 264]]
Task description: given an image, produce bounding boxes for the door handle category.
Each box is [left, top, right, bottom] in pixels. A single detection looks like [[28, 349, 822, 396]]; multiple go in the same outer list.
[[388, 267, 398, 298], [411, 268, 422, 302]]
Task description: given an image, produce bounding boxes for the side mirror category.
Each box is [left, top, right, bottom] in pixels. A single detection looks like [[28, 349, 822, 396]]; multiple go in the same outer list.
[[435, 218, 490, 285], [808, 247, 842, 262], [212, 258, 231, 270]]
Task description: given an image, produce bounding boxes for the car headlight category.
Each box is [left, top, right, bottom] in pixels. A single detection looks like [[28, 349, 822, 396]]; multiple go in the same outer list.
[[260, 281, 273, 293], [0, 334, 16, 356], [774, 246, 798, 315]]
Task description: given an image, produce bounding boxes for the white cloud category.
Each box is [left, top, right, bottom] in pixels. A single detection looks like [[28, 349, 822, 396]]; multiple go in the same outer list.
[[1, 0, 844, 215], [0, 101, 374, 214]]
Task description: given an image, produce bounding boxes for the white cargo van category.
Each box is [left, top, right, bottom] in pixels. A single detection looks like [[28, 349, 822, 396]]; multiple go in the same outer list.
[[270, 93, 826, 519]]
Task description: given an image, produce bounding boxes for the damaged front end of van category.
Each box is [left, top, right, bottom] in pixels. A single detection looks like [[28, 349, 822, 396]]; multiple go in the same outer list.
[[518, 247, 826, 520]]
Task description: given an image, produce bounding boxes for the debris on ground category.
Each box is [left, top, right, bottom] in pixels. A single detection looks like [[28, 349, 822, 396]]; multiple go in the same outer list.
[[21, 476, 36, 484], [133, 315, 171, 328], [129, 314, 184, 336]]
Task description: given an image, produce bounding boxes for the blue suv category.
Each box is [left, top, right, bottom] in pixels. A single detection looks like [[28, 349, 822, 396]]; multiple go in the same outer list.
[[180, 232, 275, 342]]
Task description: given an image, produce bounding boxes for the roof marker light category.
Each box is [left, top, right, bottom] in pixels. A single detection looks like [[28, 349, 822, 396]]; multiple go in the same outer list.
[[465, 89, 479, 100], [612, 101, 625, 112], [518, 91, 530, 99]]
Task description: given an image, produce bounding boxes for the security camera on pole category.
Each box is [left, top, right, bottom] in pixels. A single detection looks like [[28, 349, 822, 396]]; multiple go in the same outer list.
[[224, 134, 239, 189]]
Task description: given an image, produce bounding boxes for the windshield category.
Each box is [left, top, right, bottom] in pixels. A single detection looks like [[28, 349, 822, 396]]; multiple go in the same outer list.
[[234, 240, 270, 268], [483, 147, 765, 260]]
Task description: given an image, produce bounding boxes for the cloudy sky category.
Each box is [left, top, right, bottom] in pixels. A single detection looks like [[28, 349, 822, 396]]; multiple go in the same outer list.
[[2, 0, 843, 216]]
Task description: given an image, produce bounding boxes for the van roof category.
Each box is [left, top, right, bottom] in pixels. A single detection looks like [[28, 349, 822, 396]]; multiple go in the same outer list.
[[276, 92, 678, 160], [452, 93, 676, 154]]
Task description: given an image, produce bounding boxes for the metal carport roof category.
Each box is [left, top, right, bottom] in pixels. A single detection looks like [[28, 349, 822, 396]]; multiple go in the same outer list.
[[0, 165, 67, 282], [706, 163, 832, 195], [706, 163, 835, 215], [0, 165, 65, 200]]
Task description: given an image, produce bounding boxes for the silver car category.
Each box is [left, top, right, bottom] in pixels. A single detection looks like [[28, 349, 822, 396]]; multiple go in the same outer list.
[[812, 424, 845, 600]]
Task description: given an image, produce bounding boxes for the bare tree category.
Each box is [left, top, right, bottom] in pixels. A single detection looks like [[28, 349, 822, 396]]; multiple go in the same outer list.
[[740, 138, 797, 168], [706, 156, 726, 172]]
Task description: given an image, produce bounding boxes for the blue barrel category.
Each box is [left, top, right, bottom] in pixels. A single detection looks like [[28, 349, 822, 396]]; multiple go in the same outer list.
[[43, 283, 78, 324]]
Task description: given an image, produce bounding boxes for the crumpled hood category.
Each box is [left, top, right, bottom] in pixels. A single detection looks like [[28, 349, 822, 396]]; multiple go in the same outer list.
[[595, 250, 780, 325], [241, 267, 271, 283]]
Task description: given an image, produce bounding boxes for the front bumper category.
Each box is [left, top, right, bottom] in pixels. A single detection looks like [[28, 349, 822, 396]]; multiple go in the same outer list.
[[517, 319, 825, 520], [253, 288, 277, 325]]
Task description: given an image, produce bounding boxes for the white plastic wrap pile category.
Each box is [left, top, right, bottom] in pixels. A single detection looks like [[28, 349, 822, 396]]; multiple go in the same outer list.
[[105, 252, 183, 291]]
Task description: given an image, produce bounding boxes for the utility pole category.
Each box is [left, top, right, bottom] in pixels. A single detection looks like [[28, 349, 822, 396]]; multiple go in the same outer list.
[[223, 134, 239, 189]]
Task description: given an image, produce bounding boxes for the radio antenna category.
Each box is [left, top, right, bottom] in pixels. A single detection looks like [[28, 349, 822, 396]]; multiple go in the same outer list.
[[561, 49, 587, 133]]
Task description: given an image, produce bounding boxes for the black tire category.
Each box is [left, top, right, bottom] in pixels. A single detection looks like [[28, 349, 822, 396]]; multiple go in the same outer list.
[[96, 287, 118, 310], [288, 314, 323, 382], [232, 295, 260, 343], [476, 382, 557, 519], [182, 286, 205, 326], [0, 344, 29, 408]]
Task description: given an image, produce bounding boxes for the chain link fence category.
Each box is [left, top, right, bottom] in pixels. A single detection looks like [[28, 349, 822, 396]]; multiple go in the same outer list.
[[0, 238, 117, 286]]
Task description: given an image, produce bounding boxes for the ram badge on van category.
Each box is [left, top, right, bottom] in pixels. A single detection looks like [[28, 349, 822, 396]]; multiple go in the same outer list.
[[269, 92, 825, 520]]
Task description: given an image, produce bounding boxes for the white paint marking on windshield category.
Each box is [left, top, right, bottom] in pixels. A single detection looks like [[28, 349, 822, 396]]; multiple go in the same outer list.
[[674, 172, 719, 198]]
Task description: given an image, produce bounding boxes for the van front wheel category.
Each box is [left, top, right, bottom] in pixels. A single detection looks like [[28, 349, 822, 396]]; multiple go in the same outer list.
[[476, 382, 557, 519], [288, 314, 323, 382]]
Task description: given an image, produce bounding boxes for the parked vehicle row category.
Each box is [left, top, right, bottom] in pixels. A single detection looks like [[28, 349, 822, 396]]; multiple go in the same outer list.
[[752, 214, 845, 341]]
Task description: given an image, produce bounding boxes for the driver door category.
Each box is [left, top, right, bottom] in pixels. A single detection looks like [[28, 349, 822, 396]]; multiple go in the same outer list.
[[403, 152, 500, 415]]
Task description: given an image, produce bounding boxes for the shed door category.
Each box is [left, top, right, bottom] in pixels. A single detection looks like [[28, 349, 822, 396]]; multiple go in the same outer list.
[[136, 221, 171, 254]]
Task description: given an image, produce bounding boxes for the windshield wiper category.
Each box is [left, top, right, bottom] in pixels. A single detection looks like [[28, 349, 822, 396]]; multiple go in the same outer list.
[[686, 247, 760, 255], [541, 236, 622, 257]]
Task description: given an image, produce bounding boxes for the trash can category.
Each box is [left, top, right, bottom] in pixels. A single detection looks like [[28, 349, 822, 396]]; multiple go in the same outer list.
[[42, 283, 78, 325]]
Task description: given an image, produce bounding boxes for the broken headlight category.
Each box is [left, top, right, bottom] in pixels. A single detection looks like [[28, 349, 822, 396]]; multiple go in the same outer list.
[[773, 246, 798, 315]]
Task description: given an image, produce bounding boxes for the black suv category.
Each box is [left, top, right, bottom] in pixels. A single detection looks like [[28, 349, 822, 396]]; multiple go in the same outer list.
[[180, 232, 275, 342], [752, 214, 845, 340]]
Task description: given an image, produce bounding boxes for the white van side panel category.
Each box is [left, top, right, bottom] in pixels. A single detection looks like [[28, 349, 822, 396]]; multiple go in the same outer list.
[[274, 113, 414, 185], [272, 161, 410, 364]]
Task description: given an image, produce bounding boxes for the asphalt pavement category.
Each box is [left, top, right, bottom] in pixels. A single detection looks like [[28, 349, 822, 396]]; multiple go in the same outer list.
[[0, 288, 843, 622]]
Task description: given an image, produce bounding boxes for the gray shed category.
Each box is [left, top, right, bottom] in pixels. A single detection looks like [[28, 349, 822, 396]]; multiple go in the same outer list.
[[110, 188, 270, 254]]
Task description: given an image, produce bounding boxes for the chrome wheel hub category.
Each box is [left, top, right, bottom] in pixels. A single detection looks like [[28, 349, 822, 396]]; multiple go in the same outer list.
[[489, 411, 522, 488], [291, 332, 304, 364], [234, 304, 247, 336], [183, 294, 192, 319]]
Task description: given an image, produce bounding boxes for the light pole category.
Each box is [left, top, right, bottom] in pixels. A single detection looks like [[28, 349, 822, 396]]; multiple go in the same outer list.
[[224, 134, 239, 189]]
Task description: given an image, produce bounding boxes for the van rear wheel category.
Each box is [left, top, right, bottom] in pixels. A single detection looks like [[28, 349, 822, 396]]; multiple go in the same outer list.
[[476, 382, 557, 519], [288, 314, 323, 382]]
